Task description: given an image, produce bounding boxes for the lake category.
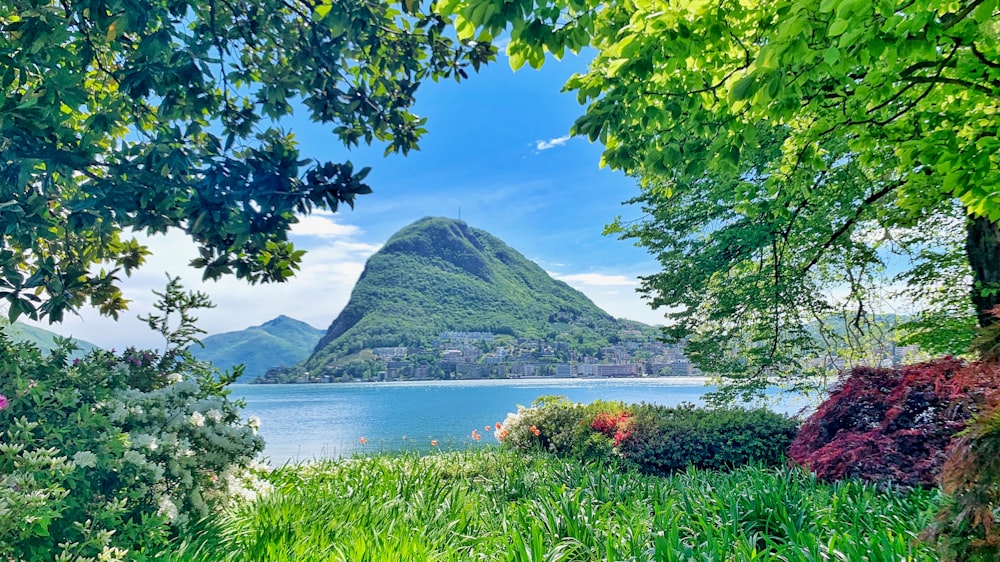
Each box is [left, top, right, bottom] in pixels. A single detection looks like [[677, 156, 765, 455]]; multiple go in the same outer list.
[[232, 378, 812, 465]]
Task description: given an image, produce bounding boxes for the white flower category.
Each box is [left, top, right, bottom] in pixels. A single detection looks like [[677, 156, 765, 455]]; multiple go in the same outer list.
[[166, 373, 183, 384], [206, 409, 223, 423], [157, 496, 178, 522], [72, 450, 98, 469], [248, 416, 261, 432], [123, 450, 146, 465], [97, 546, 129, 562], [190, 411, 205, 427], [132, 434, 158, 451]]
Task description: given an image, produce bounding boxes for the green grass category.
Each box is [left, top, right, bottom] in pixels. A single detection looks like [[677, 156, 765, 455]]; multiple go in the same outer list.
[[170, 448, 941, 561]]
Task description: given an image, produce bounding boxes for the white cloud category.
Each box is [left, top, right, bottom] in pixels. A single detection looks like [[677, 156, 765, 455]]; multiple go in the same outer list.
[[551, 271, 665, 326], [291, 214, 362, 238], [551, 272, 637, 287], [24, 225, 379, 350], [534, 135, 571, 151]]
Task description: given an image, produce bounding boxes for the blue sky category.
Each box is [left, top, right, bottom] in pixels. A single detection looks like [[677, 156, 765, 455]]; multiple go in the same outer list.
[[30, 50, 667, 349]]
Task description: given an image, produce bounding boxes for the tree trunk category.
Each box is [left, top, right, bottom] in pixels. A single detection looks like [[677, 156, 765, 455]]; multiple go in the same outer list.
[[966, 215, 1000, 328]]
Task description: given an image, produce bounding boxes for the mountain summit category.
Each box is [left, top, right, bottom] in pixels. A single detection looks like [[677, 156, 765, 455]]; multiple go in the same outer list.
[[305, 217, 629, 374], [192, 315, 324, 382]]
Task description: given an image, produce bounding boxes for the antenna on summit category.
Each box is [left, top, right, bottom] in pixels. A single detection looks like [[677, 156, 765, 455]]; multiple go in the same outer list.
[[458, 206, 461, 221]]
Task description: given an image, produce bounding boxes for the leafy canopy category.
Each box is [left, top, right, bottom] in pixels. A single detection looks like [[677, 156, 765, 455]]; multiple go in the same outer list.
[[1, 0, 494, 322], [441, 0, 1000, 398]]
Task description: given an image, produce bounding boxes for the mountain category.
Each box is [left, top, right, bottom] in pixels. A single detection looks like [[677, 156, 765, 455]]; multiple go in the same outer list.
[[0, 321, 99, 356], [191, 315, 325, 383], [304, 217, 631, 374]]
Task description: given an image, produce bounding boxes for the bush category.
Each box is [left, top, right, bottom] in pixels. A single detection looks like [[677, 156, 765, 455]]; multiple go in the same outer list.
[[499, 397, 798, 474], [498, 396, 627, 462], [789, 358, 997, 487], [924, 362, 1000, 561], [617, 403, 799, 475], [0, 280, 266, 561]]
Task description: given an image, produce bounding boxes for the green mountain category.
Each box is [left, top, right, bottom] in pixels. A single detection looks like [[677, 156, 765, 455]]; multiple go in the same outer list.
[[305, 217, 628, 374], [191, 315, 324, 383], [0, 321, 99, 356]]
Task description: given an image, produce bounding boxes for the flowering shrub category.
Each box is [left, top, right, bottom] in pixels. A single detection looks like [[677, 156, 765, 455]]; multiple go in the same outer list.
[[591, 410, 633, 447], [498, 396, 626, 462], [0, 280, 265, 561], [789, 358, 997, 487], [499, 397, 796, 473]]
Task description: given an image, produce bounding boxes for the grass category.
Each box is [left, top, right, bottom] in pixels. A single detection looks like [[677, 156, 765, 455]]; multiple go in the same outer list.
[[170, 448, 941, 561]]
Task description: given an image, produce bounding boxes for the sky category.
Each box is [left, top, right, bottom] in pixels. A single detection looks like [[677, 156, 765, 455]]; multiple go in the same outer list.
[[26, 50, 669, 350]]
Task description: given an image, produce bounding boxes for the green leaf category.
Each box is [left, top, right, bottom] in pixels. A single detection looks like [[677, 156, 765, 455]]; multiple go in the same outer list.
[[730, 75, 757, 101], [828, 19, 849, 37], [822, 46, 840, 65]]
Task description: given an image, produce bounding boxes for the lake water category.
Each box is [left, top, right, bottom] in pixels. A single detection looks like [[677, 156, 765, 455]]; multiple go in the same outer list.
[[232, 378, 812, 465]]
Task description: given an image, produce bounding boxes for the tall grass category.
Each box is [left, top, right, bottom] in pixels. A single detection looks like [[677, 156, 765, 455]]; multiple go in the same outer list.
[[171, 449, 940, 561]]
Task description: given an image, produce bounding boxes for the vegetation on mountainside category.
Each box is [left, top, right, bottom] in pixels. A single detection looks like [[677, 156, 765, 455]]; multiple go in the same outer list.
[[0, 321, 98, 356], [304, 217, 629, 373], [190, 316, 324, 383]]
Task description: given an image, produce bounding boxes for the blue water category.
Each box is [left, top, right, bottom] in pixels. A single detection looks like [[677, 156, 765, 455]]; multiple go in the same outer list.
[[232, 378, 808, 465]]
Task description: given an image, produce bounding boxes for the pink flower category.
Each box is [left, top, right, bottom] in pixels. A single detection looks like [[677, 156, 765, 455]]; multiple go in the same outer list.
[[0, 394, 8, 410]]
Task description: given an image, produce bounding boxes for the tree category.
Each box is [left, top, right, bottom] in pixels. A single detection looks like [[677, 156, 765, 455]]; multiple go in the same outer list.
[[1, 0, 494, 322], [441, 0, 1000, 398]]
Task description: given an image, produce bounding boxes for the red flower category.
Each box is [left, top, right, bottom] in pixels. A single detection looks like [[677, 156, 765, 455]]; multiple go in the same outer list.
[[530, 425, 541, 436]]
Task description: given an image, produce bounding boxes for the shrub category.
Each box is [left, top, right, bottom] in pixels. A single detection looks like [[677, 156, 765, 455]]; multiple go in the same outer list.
[[498, 396, 625, 462], [499, 397, 797, 474], [616, 403, 799, 475], [789, 358, 997, 487], [0, 280, 266, 561], [924, 362, 1000, 561]]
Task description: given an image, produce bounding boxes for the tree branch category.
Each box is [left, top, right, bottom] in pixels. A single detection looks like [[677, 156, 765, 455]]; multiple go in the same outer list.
[[802, 178, 904, 274]]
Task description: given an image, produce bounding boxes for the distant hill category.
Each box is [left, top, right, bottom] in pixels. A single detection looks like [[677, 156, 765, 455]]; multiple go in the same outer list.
[[304, 217, 635, 375], [0, 321, 99, 356], [191, 315, 325, 383]]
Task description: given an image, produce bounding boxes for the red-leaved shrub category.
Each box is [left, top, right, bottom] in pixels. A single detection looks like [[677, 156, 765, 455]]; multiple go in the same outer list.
[[789, 358, 999, 487]]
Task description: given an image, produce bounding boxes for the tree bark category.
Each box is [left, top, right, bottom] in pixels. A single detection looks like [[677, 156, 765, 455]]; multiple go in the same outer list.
[[966, 215, 1000, 328]]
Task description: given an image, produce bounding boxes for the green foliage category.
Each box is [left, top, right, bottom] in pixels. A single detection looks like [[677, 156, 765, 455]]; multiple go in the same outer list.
[[617, 403, 799, 475], [499, 397, 799, 474], [439, 0, 1000, 398], [305, 217, 624, 373], [191, 315, 325, 382], [168, 449, 941, 561], [0, 0, 495, 323], [0, 282, 264, 561], [497, 396, 624, 462]]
